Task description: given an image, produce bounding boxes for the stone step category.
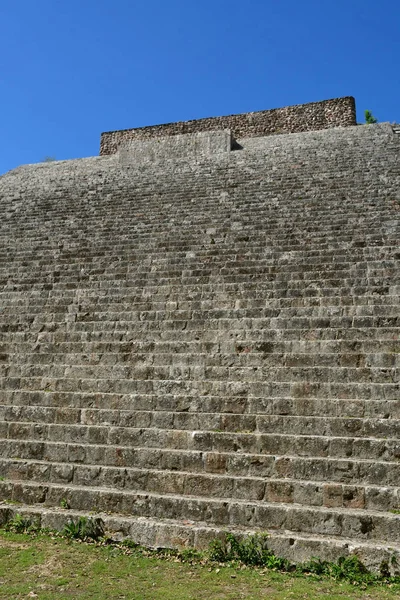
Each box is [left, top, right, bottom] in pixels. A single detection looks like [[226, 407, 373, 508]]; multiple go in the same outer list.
[[3, 390, 400, 419], [2, 241, 398, 266], [2, 298, 399, 316], [4, 219, 398, 233], [1, 316, 399, 336], [3, 259, 398, 284], [2, 243, 397, 259], [1, 503, 398, 573], [14, 216, 388, 232], [2, 378, 398, 402], [2, 437, 400, 484], [2, 276, 397, 296], [3, 220, 397, 236], [1, 210, 396, 234], [2, 306, 399, 326], [7, 241, 394, 254], [1, 397, 399, 423], [3, 293, 397, 310], [2, 241, 397, 260], [1, 479, 400, 545], [0, 328, 395, 343], [1, 206, 396, 226], [2, 264, 398, 283], [1, 365, 398, 387], [2, 288, 398, 305], [54, 315, 400, 328], [1, 409, 400, 439], [1, 376, 399, 398], [2, 267, 398, 287], [1, 255, 398, 274], [0, 456, 399, 512], [3, 338, 399, 356], [3, 302, 399, 321], [6, 338, 395, 358], [2, 351, 399, 371], [2, 325, 399, 343], [4, 188, 393, 205], [1, 285, 398, 303], [2, 200, 396, 220], [2, 272, 398, 292], [2, 249, 397, 265], [3, 242, 397, 265]]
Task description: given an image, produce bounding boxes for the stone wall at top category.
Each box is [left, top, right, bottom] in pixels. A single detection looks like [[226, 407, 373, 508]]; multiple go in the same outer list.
[[100, 96, 356, 155]]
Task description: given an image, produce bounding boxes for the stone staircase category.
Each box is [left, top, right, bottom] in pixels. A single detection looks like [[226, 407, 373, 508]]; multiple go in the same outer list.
[[0, 122, 399, 570]]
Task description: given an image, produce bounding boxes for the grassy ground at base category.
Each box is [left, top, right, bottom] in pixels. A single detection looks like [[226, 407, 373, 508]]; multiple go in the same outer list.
[[1, 531, 400, 600]]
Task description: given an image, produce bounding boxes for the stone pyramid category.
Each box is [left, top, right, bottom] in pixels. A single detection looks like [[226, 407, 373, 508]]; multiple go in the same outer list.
[[0, 97, 399, 570]]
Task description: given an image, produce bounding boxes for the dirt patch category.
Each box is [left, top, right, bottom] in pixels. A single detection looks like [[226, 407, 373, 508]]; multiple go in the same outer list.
[[26, 552, 64, 577], [0, 538, 30, 550]]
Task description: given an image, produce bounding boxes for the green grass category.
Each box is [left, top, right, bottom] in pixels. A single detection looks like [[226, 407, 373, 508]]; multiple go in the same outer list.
[[1, 530, 400, 599]]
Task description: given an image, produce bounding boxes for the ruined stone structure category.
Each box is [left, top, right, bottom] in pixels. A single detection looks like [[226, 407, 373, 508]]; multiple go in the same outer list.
[[100, 96, 356, 155], [0, 97, 399, 571]]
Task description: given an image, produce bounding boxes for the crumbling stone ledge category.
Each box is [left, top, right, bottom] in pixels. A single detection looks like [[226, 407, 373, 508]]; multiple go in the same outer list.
[[100, 96, 356, 155]]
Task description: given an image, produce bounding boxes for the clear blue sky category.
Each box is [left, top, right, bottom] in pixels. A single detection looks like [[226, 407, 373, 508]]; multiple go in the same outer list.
[[0, 0, 399, 174]]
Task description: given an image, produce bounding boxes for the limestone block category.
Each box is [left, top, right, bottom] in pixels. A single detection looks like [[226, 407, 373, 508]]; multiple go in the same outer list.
[[119, 130, 232, 165]]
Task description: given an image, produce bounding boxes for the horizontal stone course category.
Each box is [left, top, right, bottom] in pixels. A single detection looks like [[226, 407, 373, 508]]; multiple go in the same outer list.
[[2, 391, 400, 419], [2, 410, 400, 438]]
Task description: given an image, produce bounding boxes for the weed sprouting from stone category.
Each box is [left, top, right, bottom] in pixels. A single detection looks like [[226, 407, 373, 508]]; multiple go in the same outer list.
[[209, 532, 290, 568], [208, 532, 398, 586], [4, 513, 41, 534], [365, 110, 378, 124], [298, 555, 376, 585], [62, 516, 104, 541]]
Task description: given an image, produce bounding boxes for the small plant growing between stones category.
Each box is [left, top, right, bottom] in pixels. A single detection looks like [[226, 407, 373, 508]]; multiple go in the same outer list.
[[62, 516, 105, 541], [209, 532, 286, 568], [4, 513, 41, 534], [365, 110, 378, 124], [208, 533, 397, 585], [177, 547, 204, 563], [300, 555, 375, 584], [331, 555, 375, 584], [60, 498, 70, 509], [121, 539, 140, 550]]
